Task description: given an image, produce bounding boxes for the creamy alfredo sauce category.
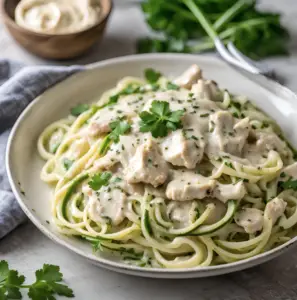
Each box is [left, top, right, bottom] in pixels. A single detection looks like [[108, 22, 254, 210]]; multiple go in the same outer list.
[[64, 65, 291, 231], [15, 0, 101, 34]]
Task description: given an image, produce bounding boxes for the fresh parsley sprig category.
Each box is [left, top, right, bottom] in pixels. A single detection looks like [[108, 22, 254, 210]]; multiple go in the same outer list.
[[98, 120, 131, 155], [139, 100, 184, 138], [0, 261, 74, 300], [139, 0, 289, 59]]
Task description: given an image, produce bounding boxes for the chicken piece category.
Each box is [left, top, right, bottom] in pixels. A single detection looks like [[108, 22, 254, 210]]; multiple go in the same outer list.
[[191, 79, 221, 101], [87, 185, 126, 226], [213, 181, 246, 203], [166, 170, 246, 202], [235, 208, 264, 234], [255, 132, 290, 159], [207, 111, 250, 157], [265, 197, 287, 224], [161, 129, 204, 169], [125, 138, 169, 187], [174, 64, 202, 89], [282, 162, 297, 179], [88, 121, 111, 137], [120, 180, 144, 196], [94, 135, 138, 170], [87, 97, 138, 137], [166, 171, 216, 201]]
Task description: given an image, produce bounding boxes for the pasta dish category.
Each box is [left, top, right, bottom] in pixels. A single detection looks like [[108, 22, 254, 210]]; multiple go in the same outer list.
[[38, 65, 297, 269]]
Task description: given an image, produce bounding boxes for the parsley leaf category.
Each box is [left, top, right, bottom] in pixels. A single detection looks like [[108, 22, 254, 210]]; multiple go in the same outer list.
[[0, 261, 74, 300], [92, 239, 104, 252], [88, 172, 112, 191], [70, 104, 90, 116], [99, 120, 131, 155], [0, 261, 9, 282], [139, 0, 289, 60], [166, 82, 180, 90], [144, 68, 162, 83], [63, 158, 74, 171], [109, 120, 131, 143], [139, 101, 184, 138], [107, 84, 142, 107], [279, 179, 297, 191]]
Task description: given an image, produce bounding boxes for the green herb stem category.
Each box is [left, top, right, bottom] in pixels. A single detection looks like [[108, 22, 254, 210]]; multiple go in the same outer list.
[[182, 0, 217, 41], [213, 0, 251, 31], [218, 16, 281, 40]]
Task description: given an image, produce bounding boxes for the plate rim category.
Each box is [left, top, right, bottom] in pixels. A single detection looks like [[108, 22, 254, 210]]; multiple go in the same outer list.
[[6, 53, 297, 277]]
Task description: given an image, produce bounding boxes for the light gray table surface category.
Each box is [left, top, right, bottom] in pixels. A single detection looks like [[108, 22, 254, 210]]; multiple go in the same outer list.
[[2, 1, 297, 299]]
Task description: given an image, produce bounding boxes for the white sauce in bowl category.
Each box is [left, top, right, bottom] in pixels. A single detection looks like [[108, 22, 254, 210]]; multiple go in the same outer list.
[[15, 0, 101, 34]]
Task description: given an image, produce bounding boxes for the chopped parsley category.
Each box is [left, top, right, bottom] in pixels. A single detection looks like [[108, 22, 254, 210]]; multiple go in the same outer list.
[[50, 143, 60, 154], [144, 68, 162, 83], [280, 172, 286, 178], [88, 172, 112, 191], [279, 179, 297, 191], [224, 161, 235, 170], [200, 113, 209, 118], [63, 158, 74, 171], [113, 177, 122, 183], [107, 84, 142, 107], [166, 82, 180, 90], [139, 100, 184, 138], [70, 104, 90, 116], [99, 120, 131, 155], [109, 120, 131, 143]]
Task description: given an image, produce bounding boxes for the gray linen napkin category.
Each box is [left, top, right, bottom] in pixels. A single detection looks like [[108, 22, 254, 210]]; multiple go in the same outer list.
[[0, 60, 83, 239]]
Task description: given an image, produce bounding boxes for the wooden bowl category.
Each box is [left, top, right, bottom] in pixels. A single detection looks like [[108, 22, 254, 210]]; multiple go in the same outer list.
[[0, 0, 113, 60]]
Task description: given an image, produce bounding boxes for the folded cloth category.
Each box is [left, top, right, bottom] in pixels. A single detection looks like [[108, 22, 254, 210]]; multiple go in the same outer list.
[[0, 59, 83, 239]]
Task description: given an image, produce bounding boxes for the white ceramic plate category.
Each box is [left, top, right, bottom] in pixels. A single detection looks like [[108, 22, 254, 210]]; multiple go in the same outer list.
[[6, 54, 297, 278]]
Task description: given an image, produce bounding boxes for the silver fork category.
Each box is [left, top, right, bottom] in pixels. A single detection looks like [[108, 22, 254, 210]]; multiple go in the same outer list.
[[214, 39, 272, 76], [213, 38, 297, 102]]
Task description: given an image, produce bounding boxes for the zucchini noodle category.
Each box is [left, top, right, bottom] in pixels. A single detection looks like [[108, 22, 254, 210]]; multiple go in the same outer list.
[[38, 65, 297, 269]]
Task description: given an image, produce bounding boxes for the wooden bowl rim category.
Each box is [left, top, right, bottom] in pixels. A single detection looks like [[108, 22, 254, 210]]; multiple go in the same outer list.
[[0, 0, 113, 37]]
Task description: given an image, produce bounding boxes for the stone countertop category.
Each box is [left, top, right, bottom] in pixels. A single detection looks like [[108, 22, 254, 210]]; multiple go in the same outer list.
[[2, 1, 297, 299]]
